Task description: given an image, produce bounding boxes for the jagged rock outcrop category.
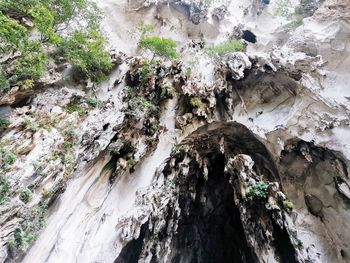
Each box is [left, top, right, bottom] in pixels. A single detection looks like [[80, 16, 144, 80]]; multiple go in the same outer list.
[[1, 0, 350, 262], [115, 122, 315, 262]]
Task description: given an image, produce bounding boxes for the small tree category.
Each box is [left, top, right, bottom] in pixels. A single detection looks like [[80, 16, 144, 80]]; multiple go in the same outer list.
[[139, 36, 178, 62]]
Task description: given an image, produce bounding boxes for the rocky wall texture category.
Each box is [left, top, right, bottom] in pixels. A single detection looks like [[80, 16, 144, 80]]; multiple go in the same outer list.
[[1, 0, 350, 262]]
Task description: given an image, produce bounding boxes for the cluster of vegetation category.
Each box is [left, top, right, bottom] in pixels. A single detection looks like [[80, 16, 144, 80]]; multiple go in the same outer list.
[[283, 199, 295, 210], [126, 158, 136, 172], [0, 175, 10, 205], [7, 230, 38, 249], [0, 0, 112, 91], [274, 0, 313, 30], [206, 40, 244, 56], [19, 187, 33, 203], [0, 118, 10, 134], [139, 36, 178, 62], [190, 97, 205, 109], [64, 103, 88, 116], [128, 95, 159, 119], [246, 181, 269, 201], [21, 112, 60, 133], [0, 147, 16, 170], [137, 21, 178, 63], [7, 203, 47, 249]]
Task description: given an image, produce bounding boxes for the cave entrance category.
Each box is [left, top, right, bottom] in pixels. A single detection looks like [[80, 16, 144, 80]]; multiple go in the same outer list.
[[171, 153, 257, 263], [242, 30, 257, 43]]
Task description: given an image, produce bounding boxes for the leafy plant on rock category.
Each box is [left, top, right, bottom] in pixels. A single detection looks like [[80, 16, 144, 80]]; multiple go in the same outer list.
[[246, 181, 268, 201], [206, 40, 244, 56], [19, 187, 33, 203], [0, 0, 111, 89], [139, 36, 178, 62]]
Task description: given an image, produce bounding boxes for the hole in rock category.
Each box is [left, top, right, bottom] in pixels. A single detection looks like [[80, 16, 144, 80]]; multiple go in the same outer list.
[[12, 96, 31, 108], [116, 152, 258, 263], [242, 30, 257, 43], [103, 123, 110, 131], [169, 153, 258, 263]]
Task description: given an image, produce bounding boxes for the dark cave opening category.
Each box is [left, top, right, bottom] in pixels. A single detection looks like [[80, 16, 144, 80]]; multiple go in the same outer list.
[[242, 30, 257, 44], [171, 153, 257, 263]]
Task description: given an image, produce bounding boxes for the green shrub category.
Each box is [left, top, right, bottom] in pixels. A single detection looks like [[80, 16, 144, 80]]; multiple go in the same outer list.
[[64, 103, 88, 116], [60, 29, 112, 82], [0, 0, 109, 87], [0, 118, 10, 130], [138, 21, 155, 36], [139, 36, 178, 60], [246, 181, 268, 201], [7, 236, 16, 247], [23, 119, 38, 132], [19, 187, 33, 203], [0, 68, 10, 91], [0, 12, 27, 52], [11, 40, 48, 83], [283, 200, 295, 210], [139, 59, 151, 81], [0, 175, 11, 205], [190, 97, 204, 108], [127, 158, 136, 171], [30, 3, 58, 42], [1, 148, 17, 169], [85, 97, 99, 107], [206, 40, 244, 56], [129, 96, 158, 118], [14, 230, 38, 248]]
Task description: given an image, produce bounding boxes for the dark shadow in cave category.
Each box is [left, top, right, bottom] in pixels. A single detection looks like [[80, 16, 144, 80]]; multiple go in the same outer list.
[[242, 30, 257, 44], [115, 122, 297, 263], [170, 153, 258, 263]]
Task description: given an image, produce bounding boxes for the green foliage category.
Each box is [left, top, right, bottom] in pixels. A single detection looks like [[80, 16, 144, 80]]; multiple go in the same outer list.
[[11, 40, 48, 84], [139, 36, 178, 60], [185, 67, 192, 78], [0, 12, 27, 52], [0, 12, 47, 87], [19, 187, 33, 203], [7, 236, 16, 247], [139, 59, 151, 81], [60, 29, 112, 82], [138, 21, 155, 36], [0, 118, 10, 130], [160, 82, 175, 99], [274, 0, 294, 18], [30, 4, 58, 42], [0, 148, 16, 170], [23, 119, 39, 132], [129, 96, 159, 118], [13, 230, 38, 248], [246, 181, 268, 201], [63, 140, 73, 149], [85, 97, 99, 107], [0, 175, 10, 205], [0, 0, 109, 88], [190, 97, 204, 108], [206, 40, 244, 56], [274, 0, 311, 28], [127, 158, 136, 171], [64, 103, 88, 116], [0, 68, 10, 90], [283, 200, 294, 210]]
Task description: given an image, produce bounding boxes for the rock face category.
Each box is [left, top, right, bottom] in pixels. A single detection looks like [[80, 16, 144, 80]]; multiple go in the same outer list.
[[1, 0, 350, 262], [115, 122, 311, 262]]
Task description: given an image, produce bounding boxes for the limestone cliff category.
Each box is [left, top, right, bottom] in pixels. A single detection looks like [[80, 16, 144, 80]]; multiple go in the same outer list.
[[0, 0, 350, 262]]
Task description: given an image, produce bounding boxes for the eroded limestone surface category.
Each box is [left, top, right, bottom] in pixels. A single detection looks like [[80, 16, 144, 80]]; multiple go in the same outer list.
[[1, 0, 350, 262]]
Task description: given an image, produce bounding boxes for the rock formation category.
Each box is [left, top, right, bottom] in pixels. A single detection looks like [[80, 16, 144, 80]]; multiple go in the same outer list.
[[1, 0, 350, 262]]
